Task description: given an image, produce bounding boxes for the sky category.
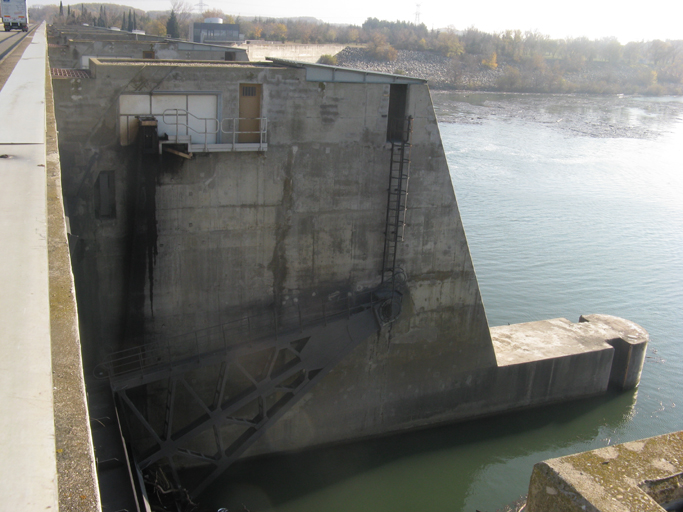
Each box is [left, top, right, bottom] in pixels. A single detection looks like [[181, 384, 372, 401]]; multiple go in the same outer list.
[[35, 0, 683, 43]]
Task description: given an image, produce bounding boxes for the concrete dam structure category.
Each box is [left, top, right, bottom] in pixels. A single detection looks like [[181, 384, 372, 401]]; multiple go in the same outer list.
[[45, 24, 649, 504]]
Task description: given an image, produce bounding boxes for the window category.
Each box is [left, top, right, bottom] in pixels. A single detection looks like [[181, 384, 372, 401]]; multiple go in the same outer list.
[[242, 86, 257, 97], [387, 84, 408, 142], [119, 93, 218, 146]]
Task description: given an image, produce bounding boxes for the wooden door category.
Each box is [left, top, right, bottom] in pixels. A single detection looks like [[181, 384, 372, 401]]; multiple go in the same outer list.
[[238, 84, 261, 143]]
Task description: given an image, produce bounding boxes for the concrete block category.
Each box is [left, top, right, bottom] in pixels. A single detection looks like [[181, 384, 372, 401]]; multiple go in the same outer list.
[[527, 430, 683, 512]]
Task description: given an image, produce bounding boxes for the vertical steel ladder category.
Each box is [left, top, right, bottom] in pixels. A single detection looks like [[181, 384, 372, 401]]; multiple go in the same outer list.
[[381, 116, 413, 284]]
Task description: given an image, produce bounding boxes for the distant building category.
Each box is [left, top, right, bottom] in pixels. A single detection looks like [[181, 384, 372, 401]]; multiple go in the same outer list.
[[189, 18, 240, 44]]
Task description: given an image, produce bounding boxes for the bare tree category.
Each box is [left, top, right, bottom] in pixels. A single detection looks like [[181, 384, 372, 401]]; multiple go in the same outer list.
[[170, 0, 193, 38]]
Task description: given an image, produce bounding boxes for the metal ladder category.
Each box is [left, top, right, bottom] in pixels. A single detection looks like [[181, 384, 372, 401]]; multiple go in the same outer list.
[[381, 116, 413, 284]]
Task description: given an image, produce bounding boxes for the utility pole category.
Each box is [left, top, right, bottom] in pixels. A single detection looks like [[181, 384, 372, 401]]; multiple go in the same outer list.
[[414, 3, 421, 25]]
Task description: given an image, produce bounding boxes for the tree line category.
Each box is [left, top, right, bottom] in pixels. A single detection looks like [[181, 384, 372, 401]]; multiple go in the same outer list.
[[30, 4, 682, 94]]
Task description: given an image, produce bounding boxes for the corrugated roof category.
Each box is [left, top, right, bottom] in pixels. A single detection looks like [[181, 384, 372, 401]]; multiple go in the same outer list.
[[266, 58, 426, 84]]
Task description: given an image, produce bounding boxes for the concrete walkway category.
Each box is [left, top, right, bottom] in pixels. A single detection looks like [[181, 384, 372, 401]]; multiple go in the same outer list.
[[0, 24, 58, 509]]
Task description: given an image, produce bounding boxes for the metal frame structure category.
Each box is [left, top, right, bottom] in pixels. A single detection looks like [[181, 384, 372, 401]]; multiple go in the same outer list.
[[119, 109, 268, 153], [100, 286, 403, 498]]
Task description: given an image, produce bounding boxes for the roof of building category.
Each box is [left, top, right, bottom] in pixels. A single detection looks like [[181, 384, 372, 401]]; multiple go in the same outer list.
[[51, 68, 92, 79], [266, 58, 427, 84]]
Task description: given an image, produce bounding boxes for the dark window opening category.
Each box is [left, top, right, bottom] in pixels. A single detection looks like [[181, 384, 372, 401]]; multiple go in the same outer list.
[[242, 86, 257, 97], [142, 50, 155, 59], [225, 51, 236, 61], [387, 84, 408, 142], [95, 171, 116, 219]]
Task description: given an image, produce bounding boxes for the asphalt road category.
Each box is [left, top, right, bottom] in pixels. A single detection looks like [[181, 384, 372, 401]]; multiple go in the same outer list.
[[0, 25, 32, 61]]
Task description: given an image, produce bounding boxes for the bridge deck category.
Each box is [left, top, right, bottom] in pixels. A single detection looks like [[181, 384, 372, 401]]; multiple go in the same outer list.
[[0, 23, 58, 510], [0, 24, 100, 510]]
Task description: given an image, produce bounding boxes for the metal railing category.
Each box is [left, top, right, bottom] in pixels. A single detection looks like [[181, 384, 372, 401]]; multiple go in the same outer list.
[[162, 109, 267, 151], [119, 110, 268, 152], [220, 116, 268, 149], [161, 108, 219, 152], [95, 286, 396, 380]]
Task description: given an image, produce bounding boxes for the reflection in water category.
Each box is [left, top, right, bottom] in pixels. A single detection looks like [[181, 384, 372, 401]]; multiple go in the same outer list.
[[203, 390, 637, 511]]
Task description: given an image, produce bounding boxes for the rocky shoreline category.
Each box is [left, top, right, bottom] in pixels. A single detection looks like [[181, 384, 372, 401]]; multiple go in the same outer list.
[[334, 47, 673, 95], [336, 46, 480, 88]]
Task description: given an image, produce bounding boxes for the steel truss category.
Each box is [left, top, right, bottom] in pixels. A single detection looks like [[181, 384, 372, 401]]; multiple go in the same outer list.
[[103, 288, 401, 498]]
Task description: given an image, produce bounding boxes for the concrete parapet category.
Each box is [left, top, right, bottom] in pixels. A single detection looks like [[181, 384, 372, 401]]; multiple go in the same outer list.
[[526, 430, 683, 512]]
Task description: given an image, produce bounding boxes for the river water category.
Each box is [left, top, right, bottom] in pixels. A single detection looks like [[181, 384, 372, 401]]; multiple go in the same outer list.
[[204, 93, 683, 512]]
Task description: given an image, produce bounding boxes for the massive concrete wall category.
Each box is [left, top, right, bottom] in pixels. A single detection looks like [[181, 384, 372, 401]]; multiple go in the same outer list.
[[244, 43, 347, 63], [51, 58, 496, 456]]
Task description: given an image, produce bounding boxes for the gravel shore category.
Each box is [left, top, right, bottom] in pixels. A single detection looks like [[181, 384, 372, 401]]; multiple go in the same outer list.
[[335, 47, 663, 93], [335, 46, 494, 88]]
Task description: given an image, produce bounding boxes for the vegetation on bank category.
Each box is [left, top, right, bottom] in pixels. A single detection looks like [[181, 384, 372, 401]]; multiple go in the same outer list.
[[31, 3, 683, 95]]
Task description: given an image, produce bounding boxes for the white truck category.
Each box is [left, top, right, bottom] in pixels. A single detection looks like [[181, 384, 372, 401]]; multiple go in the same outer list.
[[2, 0, 28, 32]]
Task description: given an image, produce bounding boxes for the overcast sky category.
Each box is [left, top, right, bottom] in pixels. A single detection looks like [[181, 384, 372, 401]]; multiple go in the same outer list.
[[39, 0, 682, 43]]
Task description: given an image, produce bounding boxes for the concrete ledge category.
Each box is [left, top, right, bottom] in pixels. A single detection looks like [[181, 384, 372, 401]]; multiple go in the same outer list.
[[46, 39, 101, 511], [527, 430, 683, 512], [492, 315, 648, 391]]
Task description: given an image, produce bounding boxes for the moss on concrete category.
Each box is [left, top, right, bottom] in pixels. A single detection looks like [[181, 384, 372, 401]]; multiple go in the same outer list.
[[527, 431, 683, 512]]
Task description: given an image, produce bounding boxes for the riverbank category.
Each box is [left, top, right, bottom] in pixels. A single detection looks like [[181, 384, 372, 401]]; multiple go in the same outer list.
[[430, 91, 683, 140], [334, 47, 683, 95]]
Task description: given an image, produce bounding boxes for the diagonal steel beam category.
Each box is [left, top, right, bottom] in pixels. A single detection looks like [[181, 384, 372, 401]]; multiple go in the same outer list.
[[113, 294, 400, 499]]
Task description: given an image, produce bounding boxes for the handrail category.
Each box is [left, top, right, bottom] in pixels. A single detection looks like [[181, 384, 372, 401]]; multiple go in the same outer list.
[[95, 284, 400, 380], [220, 117, 268, 150], [161, 108, 220, 152], [119, 110, 268, 151], [161, 109, 267, 151]]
